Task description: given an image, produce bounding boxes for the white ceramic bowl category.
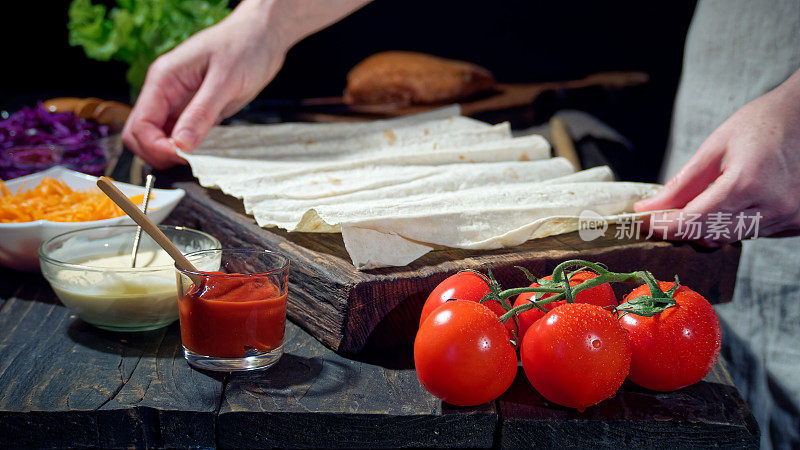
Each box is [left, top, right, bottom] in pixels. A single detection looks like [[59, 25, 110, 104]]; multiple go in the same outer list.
[[0, 166, 185, 271]]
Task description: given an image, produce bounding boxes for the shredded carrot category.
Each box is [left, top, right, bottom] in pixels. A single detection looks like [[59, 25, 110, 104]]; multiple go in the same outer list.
[[0, 177, 147, 223]]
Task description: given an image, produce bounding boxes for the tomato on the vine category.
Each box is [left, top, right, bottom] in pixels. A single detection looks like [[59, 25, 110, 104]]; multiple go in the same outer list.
[[513, 270, 617, 340], [619, 281, 721, 392], [414, 300, 517, 406], [420, 271, 517, 339], [520, 303, 631, 410]]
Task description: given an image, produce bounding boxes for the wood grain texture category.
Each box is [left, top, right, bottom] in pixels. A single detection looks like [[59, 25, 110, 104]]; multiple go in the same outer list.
[[168, 183, 741, 355], [0, 266, 757, 449], [499, 359, 759, 449], [93, 323, 222, 449], [217, 323, 496, 449], [0, 268, 222, 448], [0, 269, 494, 449]]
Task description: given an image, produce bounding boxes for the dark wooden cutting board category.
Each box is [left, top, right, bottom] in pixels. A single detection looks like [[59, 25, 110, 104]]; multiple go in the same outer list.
[[166, 183, 741, 355], [264, 71, 649, 123]]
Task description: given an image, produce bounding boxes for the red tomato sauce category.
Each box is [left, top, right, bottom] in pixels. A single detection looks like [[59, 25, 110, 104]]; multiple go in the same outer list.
[[178, 272, 287, 358]]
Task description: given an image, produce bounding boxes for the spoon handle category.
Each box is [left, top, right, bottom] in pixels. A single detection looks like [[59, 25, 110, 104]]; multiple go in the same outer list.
[[97, 177, 198, 273]]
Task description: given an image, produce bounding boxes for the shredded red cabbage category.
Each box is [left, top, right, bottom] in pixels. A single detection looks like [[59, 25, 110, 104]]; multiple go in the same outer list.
[[0, 103, 112, 180]]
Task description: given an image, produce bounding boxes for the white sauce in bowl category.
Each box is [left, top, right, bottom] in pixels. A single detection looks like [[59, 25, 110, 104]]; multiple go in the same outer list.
[[52, 250, 179, 331]]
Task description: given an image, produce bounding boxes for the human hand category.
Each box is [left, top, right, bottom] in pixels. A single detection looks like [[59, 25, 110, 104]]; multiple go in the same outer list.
[[634, 71, 800, 246], [122, 0, 288, 169]]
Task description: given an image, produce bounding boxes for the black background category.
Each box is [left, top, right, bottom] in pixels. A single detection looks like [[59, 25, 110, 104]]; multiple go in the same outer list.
[[1, 1, 698, 182]]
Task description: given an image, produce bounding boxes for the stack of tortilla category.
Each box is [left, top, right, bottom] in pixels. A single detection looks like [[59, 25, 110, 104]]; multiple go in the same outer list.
[[180, 106, 660, 269]]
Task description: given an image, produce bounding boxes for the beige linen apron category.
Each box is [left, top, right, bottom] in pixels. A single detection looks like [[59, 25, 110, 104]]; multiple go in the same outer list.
[[663, 1, 800, 447]]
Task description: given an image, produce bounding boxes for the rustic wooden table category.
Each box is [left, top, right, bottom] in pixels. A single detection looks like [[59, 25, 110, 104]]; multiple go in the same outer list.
[[0, 112, 761, 448], [0, 265, 759, 449]]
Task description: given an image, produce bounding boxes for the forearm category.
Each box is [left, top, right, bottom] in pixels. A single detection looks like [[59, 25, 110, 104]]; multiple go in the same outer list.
[[239, 0, 372, 50]]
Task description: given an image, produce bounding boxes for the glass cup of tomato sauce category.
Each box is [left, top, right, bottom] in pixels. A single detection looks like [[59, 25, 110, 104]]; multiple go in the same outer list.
[[176, 248, 289, 372]]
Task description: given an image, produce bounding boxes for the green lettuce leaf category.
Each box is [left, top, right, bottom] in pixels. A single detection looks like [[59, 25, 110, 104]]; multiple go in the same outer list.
[[68, 0, 231, 94]]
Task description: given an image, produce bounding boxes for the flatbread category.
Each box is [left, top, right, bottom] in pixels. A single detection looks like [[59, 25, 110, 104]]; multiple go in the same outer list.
[[246, 158, 587, 227], [181, 122, 515, 187], [190, 115, 492, 160], [195, 104, 462, 150], [252, 167, 621, 232], [182, 130, 547, 197], [341, 181, 661, 269], [177, 107, 661, 270], [221, 135, 552, 202]]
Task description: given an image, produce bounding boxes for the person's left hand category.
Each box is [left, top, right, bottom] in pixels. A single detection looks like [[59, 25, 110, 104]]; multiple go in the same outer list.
[[634, 71, 800, 246]]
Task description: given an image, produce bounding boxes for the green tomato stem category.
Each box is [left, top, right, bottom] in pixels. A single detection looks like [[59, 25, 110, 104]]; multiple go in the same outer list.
[[495, 259, 672, 323]]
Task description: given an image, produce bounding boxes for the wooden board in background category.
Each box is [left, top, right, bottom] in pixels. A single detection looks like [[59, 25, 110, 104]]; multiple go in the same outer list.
[[258, 71, 649, 123], [167, 183, 741, 355]]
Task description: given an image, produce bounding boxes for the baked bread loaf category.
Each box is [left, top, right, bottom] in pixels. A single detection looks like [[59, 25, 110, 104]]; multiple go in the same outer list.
[[343, 51, 495, 105]]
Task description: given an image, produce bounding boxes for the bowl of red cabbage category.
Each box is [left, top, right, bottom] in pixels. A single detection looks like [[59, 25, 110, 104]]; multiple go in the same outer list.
[[0, 103, 123, 180]]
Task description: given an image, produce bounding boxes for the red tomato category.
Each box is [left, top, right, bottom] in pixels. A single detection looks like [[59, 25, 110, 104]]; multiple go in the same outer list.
[[414, 300, 518, 406], [520, 303, 631, 411], [513, 271, 617, 340], [619, 282, 721, 392], [420, 271, 517, 340]]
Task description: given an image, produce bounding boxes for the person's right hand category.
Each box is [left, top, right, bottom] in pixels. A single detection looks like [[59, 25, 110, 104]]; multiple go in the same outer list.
[[122, 0, 288, 169], [634, 68, 800, 245]]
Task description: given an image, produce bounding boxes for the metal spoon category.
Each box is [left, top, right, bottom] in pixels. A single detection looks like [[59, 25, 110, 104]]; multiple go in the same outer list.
[[130, 174, 154, 268]]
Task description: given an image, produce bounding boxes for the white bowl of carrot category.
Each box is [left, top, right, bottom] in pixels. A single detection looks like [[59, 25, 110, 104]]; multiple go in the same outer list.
[[0, 166, 184, 271]]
